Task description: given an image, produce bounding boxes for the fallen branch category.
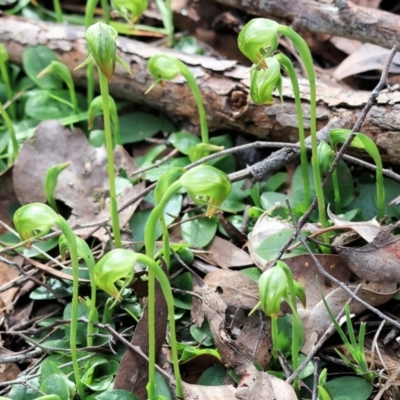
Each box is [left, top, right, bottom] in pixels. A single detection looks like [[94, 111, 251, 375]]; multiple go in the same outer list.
[[2, 16, 400, 163], [213, 0, 400, 50]]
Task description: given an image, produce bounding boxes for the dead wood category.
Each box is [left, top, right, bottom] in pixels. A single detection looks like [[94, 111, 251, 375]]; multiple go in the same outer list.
[[2, 15, 400, 163], [213, 0, 400, 51]]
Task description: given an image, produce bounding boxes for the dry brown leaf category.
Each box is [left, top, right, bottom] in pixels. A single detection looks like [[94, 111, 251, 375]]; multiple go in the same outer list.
[[330, 37, 362, 55], [333, 43, 400, 80], [328, 206, 381, 243], [13, 121, 145, 245], [200, 236, 252, 268], [203, 270, 259, 310], [283, 255, 399, 353], [182, 368, 297, 399], [336, 229, 400, 283], [351, 0, 381, 7], [0, 255, 22, 314], [0, 362, 21, 383]]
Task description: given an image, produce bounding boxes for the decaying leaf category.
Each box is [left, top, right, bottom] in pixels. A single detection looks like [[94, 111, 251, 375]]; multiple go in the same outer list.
[[182, 366, 297, 399], [247, 213, 319, 268], [0, 255, 22, 315], [282, 254, 398, 354], [328, 206, 382, 243], [13, 121, 145, 245], [333, 43, 400, 80], [203, 270, 259, 310], [200, 236, 252, 268], [336, 229, 400, 283]]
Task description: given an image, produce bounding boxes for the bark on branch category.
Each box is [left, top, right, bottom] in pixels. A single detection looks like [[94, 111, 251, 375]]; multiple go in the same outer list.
[[214, 0, 400, 51], [1, 15, 400, 163]]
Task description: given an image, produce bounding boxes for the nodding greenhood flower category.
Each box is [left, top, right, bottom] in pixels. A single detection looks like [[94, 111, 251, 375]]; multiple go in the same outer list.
[[111, 0, 148, 22], [93, 249, 136, 300], [238, 18, 279, 68], [250, 57, 283, 105], [258, 266, 287, 318], [88, 95, 118, 130], [59, 234, 95, 268], [179, 165, 231, 217], [75, 22, 132, 82], [147, 54, 180, 83], [154, 167, 186, 204], [13, 203, 58, 247]]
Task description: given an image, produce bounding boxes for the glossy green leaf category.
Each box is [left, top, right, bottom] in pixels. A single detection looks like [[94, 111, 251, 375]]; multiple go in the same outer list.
[[177, 344, 221, 362], [169, 131, 200, 155], [260, 192, 292, 210], [81, 357, 118, 391], [119, 112, 161, 144], [197, 365, 226, 386], [39, 374, 70, 400], [95, 389, 139, 400], [261, 172, 287, 192], [8, 377, 40, 400], [23, 46, 62, 90], [154, 371, 173, 400], [181, 213, 218, 248], [190, 320, 214, 346], [172, 272, 192, 310], [240, 267, 261, 281], [25, 90, 75, 120], [325, 376, 373, 400]]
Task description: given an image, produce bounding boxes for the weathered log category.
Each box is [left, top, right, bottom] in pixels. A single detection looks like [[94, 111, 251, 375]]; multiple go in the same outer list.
[[1, 15, 400, 163], [213, 0, 400, 51]]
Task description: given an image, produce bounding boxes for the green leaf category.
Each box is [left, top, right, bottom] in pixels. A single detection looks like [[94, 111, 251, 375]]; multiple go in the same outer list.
[[154, 371, 173, 400], [240, 267, 261, 281], [30, 278, 73, 300], [63, 302, 88, 345], [177, 344, 221, 362], [81, 357, 119, 391], [95, 389, 139, 400], [221, 180, 249, 212], [23, 46, 62, 90], [89, 129, 105, 147], [197, 365, 226, 386], [261, 172, 287, 192], [8, 377, 40, 400], [39, 374, 70, 400], [190, 320, 214, 347], [181, 213, 218, 248], [325, 376, 373, 400], [25, 90, 75, 120], [260, 192, 291, 210], [256, 229, 305, 261], [169, 131, 200, 154], [172, 272, 192, 310], [174, 36, 204, 55], [119, 112, 161, 144]]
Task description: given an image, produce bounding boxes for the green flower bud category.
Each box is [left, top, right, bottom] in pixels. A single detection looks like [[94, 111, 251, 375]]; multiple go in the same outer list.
[[59, 234, 95, 269], [238, 18, 279, 67], [37, 61, 72, 86], [317, 141, 334, 175], [44, 161, 71, 213], [147, 54, 180, 82], [179, 165, 231, 217], [88, 95, 118, 130], [13, 203, 58, 247], [188, 143, 224, 163], [93, 249, 136, 300], [0, 44, 9, 63], [258, 266, 287, 317], [111, 0, 148, 22], [293, 280, 306, 309], [75, 22, 132, 82], [154, 167, 185, 204], [250, 57, 283, 105]]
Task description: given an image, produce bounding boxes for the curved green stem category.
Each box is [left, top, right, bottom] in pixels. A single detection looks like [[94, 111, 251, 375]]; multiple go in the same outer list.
[[99, 70, 121, 248], [0, 60, 15, 120], [0, 100, 17, 165], [136, 254, 183, 399], [144, 181, 182, 399], [175, 59, 208, 144], [275, 53, 310, 209], [161, 216, 171, 269], [154, 0, 174, 46], [278, 26, 329, 246], [56, 218, 84, 399], [100, 0, 110, 24]]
